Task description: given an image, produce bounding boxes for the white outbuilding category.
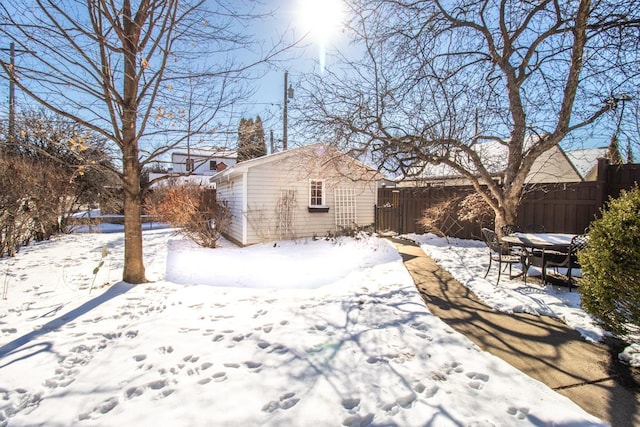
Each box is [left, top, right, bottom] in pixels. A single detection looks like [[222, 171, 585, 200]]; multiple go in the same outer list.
[[211, 144, 381, 246]]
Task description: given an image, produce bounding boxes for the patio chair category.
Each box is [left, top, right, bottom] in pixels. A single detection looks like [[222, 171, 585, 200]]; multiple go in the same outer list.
[[543, 234, 589, 291], [501, 224, 521, 236], [500, 223, 529, 259], [481, 228, 527, 285]]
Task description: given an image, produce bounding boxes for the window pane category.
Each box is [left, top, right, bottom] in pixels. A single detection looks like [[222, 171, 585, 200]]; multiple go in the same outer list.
[[310, 180, 323, 206]]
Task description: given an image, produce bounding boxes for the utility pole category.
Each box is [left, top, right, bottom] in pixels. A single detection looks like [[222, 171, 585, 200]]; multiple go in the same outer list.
[[283, 71, 294, 151], [1, 42, 32, 145], [283, 71, 288, 151], [270, 129, 274, 154], [8, 43, 15, 143]]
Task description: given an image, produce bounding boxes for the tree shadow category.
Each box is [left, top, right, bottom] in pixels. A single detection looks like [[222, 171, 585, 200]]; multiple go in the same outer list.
[[0, 281, 133, 368], [392, 238, 640, 426]]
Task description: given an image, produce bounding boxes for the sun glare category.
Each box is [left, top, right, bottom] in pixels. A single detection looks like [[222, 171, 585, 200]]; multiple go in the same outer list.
[[297, 0, 343, 43], [297, 0, 344, 71]]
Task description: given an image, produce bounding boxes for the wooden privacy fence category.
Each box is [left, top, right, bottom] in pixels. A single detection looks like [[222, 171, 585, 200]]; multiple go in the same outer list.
[[375, 159, 640, 239]]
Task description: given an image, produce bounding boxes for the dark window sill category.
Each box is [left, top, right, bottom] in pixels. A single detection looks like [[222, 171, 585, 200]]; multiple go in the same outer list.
[[308, 206, 329, 213]]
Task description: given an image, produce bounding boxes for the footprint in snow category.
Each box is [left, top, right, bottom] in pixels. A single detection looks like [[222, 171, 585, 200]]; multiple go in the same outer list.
[[183, 355, 199, 363], [125, 329, 138, 339], [466, 372, 490, 390], [261, 392, 300, 413], [77, 397, 119, 421], [253, 309, 268, 318], [507, 406, 530, 420], [445, 361, 464, 375], [342, 413, 374, 427], [341, 397, 360, 411], [157, 345, 174, 354], [396, 392, 417, 408], [413, 381, 439, 398], [125, 386, 144, 400], [212, 371, 227, 382], [244, 361, 262, 370]]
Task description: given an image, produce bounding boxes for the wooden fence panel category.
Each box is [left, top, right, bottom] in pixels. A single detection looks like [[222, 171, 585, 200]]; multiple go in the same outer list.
[[377, 161, 640, 238], [518, 183, 598, 234], [607, 164, 640, 199]]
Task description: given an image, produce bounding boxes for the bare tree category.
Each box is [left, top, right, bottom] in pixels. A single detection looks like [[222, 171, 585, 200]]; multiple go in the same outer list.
[[300, 0, 640, 233], [0, 0, 291, 282], [10, 109, 118, 235]]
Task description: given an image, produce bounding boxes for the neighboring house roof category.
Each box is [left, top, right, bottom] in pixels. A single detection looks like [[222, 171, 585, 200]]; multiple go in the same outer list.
[[148, 173, 215, 189], [395, 139, 606, 184], [172, 147, 237, 158], [564, 147, 608, 180], [211, 144, 382, 181], [397, 139, 529, 181]]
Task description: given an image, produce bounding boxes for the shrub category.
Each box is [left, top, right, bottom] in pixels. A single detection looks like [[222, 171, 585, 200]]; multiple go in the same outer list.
[[145, 183, 231, 248], [579, 185, 640, 336], [419, 192, 492, 239]]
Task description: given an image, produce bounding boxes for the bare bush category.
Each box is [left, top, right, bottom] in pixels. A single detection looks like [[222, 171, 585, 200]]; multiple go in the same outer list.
[[0, 110, 117, 255], [419, 192, 493, 240], [146, 184, 230, 248], [458, 193, 494, 225], [0, 157, 37, 256]]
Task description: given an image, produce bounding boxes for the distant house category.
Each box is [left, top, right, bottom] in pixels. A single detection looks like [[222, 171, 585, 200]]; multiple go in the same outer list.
[[394, 141, 608, 187], [171, 148, 237, 175], [149, 147, 237, 189], [211, 144, 381, 246]]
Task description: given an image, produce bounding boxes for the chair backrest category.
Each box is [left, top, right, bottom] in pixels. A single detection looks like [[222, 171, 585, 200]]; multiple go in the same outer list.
[[570, 234, 589, 255], [482, 228, 502, 253], [501, 224, 520, 235]]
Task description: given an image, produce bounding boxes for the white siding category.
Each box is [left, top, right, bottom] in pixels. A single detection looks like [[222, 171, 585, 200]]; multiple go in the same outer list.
[[214, 174, 244, 245], [241, 153, 378, 245]]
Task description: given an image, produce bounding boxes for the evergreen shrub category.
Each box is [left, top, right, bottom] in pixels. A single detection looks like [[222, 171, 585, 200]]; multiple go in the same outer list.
[[579, 185, 640, 336]]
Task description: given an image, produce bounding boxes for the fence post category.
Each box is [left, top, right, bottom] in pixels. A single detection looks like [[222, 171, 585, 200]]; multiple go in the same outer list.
[[374, 204, 378, 233], [595, 157, 609, 212]]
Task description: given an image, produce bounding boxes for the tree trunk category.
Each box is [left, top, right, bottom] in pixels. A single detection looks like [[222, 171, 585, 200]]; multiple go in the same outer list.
[[122, 143, 146, 283], [494, 194, 520, 237], [121, 0, 146, 284]]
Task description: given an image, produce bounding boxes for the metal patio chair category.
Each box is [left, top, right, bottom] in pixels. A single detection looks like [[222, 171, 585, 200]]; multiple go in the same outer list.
[[501, 224, 521, 236], [543, 234, 589, 291], [482, 228, 527, 284]]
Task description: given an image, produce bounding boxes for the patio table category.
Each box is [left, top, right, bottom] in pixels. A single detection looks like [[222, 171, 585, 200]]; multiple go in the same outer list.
[[501, 232, 576, 282]]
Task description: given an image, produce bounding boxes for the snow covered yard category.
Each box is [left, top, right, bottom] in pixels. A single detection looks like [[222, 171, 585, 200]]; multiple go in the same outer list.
[[0, 229, 606, 426]]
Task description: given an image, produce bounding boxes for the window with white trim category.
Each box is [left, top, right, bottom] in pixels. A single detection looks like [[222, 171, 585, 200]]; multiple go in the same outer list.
[[309, 179, 325, 207]]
